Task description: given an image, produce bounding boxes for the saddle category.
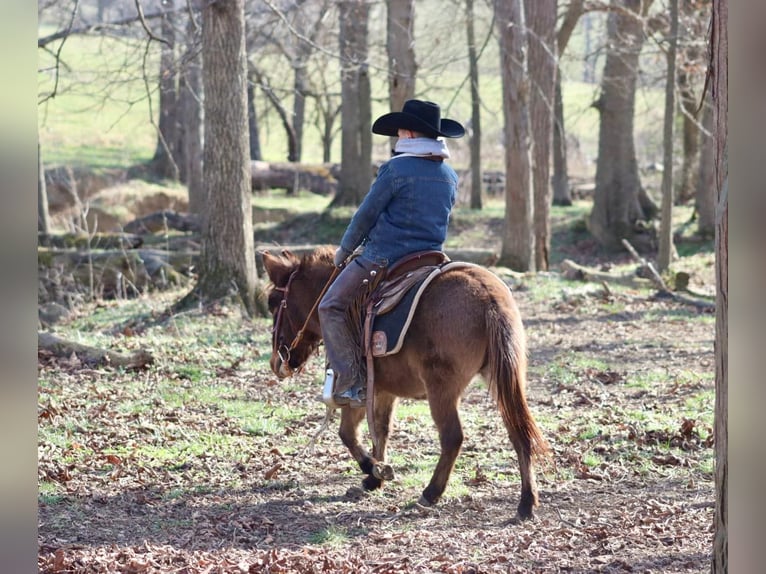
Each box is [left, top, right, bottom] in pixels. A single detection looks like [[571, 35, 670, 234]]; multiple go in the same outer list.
[[363, 250, 450, 358]]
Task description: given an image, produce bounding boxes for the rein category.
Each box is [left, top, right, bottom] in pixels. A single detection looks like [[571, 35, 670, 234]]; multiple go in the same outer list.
[[272, 266, 340, 374]]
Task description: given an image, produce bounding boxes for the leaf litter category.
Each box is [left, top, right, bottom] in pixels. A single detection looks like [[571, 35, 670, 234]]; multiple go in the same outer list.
[[39, 277, 716, 572]]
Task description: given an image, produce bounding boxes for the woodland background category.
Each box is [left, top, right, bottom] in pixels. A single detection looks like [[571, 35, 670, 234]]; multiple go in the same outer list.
[[37, 1, 728, 572]]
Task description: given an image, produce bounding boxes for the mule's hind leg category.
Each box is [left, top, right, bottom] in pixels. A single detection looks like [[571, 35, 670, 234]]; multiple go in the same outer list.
[[505, 427, 539, 520], [420, 387, 464, 506]]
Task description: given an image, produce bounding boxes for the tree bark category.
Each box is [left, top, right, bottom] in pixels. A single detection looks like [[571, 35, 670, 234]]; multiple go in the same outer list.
[[466, 0, 483, 210], [525, 0, 557, 272], [588, 0, 657, 252], [495, 0, 534, 271], [188, 0, 258, 315], [711, 0, 727, 570], [658, 0, 678, 272], [333, 0, 372, 207]]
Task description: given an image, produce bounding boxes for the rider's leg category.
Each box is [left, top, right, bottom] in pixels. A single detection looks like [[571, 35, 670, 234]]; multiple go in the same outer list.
[[318, 257, 377, 407]]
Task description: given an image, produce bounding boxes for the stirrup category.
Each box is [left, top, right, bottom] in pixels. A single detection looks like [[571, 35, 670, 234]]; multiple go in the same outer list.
[[322, 368, 339, 409]]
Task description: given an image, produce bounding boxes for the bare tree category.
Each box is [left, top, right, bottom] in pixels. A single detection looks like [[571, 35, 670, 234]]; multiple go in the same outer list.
[[551, 0, 585, 207], [466, 0, 483, 210], [179, 12, 205, 214], [332, 0, 372, 207], [588, 0, 658, 252], [495, 0, 534, 271], [710, 0, 727, 570], [525, 0, 557, 271], [658, 0, 679, 271], [180, 0, 258, 315], [150, 0, 181, 180]]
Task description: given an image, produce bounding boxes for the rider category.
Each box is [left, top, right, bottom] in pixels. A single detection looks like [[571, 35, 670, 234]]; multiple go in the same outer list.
[[318, 99, 465, 408]]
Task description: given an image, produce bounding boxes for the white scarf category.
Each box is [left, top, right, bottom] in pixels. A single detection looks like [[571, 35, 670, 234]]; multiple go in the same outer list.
[[392, 137, 451, 159]]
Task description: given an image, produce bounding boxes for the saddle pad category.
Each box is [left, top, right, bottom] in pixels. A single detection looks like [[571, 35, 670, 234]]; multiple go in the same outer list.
[[369, 262, 475, 357]]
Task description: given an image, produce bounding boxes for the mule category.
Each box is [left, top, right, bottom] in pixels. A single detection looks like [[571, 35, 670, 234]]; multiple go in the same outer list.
[[261, 246, 548, 520]]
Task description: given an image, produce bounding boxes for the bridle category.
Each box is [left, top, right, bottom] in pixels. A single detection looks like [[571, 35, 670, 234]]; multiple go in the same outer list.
[[271, 266, 340, 376]]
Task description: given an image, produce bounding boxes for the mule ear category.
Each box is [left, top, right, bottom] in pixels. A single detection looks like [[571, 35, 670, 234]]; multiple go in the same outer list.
[[261, 251, 293, 286]]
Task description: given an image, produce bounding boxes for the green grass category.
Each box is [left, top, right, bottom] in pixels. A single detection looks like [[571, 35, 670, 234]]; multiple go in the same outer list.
[[309, 526, 351, 547]]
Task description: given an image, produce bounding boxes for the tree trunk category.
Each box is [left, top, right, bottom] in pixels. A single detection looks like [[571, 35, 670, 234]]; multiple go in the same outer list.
[[711, 0, 727, 571], [695, 96, 715, 237], [386, 0, 417, 150], [676, 69, 701, 204], [525, 0, 557, 272], [657, 0, 678, 272], [588, 0, 656, 252], [38, 142, 51, 234], [247, 80, 262, 161], [552, 0, 584, 207], [188, 0, 258, 315], [292, 56, 309, 163], [180, 14, 205, 214], [495, 0, 534, 271], [333, 0, 372, 207], [552, 77, 571, 206], [151, 1, 180, 181], [466, 0, 482, 210]]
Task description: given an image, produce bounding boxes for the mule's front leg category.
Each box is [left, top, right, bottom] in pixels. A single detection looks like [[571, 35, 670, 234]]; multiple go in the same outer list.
[[363, 392, 397, 490], [338, 393, 397, 492]]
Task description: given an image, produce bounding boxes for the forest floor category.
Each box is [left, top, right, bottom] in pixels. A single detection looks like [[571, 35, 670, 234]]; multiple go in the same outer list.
[[38, 186, 717, 573]]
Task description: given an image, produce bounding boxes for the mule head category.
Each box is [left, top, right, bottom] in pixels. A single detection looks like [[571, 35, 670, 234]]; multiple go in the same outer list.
[[261, 248, 333, 378]]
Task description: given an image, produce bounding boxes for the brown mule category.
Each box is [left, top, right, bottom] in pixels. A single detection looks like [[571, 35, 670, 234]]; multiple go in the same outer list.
[[262, 246, 548, 520]]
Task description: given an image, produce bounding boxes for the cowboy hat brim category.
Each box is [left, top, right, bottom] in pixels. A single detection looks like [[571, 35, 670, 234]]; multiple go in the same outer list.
[[372, 112, 465, 139]]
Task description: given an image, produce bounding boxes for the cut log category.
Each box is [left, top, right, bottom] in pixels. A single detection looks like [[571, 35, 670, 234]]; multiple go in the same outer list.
[[250, 161, 338, 195], [38, 331, 154, 369]]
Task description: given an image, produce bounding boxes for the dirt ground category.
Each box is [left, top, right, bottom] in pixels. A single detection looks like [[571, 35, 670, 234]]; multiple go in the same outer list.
[[38, 270, 716, 573], [38, 181, 718, 572]]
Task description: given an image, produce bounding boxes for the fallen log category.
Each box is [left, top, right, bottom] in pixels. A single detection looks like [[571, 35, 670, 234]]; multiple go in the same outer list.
[[560, 258, 714, 311], [38, 247, 193, 300], [38, 331, 154, 369], [123, 210, 200, 235], [38, 232, 143, 250], [250, 161, 338, 195], [560, 259, 653, 289]]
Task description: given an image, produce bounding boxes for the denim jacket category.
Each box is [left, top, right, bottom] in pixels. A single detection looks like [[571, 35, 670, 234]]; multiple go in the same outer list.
[[339, 155, 458, 267]]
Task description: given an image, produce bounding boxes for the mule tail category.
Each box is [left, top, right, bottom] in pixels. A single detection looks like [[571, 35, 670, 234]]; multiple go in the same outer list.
[[485, 304, 549, 461]]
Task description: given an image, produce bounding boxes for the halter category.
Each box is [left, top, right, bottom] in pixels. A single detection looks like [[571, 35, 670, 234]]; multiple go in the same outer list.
[[271, 266, 339, 376]]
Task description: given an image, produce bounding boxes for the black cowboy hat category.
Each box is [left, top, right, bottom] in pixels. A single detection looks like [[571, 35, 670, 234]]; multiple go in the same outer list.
[[372, 99, 465, 139]]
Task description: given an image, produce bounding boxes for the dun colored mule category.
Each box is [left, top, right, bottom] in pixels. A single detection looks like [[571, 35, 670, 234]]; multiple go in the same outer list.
[[262, 246, 548, 520]]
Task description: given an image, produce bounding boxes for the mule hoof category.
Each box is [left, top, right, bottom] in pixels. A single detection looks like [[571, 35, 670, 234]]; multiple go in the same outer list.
[[417, 494, 433, 507], [372, 463, 395, 481], [362, 475, 383, 491], [508, 510, 536, 524]]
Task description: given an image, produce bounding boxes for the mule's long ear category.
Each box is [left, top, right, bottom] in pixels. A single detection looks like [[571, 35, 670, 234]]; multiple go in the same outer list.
[[261, 251, 293, 286]]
